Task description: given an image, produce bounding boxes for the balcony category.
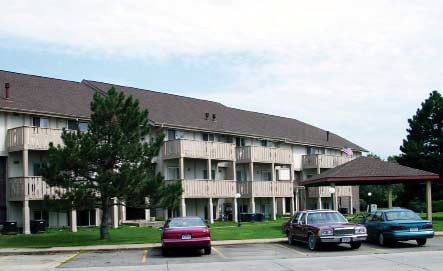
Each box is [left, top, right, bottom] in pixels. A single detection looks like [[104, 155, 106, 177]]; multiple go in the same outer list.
[[302, 154, 354, 169], [7, 126, 64, 152], [236, 146, 293, 164], [308, 186, 353, 198], [166, 179, 237, 198], [6, 177, 65, 201], [163, 139, 236, 160], [237, 181, 294, 198]]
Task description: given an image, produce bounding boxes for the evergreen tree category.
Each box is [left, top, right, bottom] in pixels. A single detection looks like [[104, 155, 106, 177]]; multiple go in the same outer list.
[[397, 90, 443, 203], [42, 87, 181, 240]]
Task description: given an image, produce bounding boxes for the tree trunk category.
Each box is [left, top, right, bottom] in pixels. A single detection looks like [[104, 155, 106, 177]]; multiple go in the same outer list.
[[100, 199, 110, 240]]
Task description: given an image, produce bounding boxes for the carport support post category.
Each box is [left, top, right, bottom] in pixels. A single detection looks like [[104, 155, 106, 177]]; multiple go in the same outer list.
[[426, 180, 432, 221], [317, 196, 322, 210], [208, 197, 214, 224], [331, 183, 338, 211], [387, 185, 393, 209]]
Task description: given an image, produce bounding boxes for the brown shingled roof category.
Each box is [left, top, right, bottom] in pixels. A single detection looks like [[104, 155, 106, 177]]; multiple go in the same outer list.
[[0, 70, 95, 118], [84, 80, 366, 151], [302, 157, 439, 186]]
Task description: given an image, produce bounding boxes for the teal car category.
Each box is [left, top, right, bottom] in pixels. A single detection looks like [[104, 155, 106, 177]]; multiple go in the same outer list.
[[361, 208, 434, 246]]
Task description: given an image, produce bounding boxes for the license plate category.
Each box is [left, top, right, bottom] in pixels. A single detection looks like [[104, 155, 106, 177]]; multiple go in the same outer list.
[[410, 227, 419, 232], [341, 237, 351, 243], [181, 234, 192, 240]]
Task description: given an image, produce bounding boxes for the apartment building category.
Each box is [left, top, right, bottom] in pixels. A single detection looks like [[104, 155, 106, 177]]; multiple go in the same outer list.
[[0, 70, 366, 233]]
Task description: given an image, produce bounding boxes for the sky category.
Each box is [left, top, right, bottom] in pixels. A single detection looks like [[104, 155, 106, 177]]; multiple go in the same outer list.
[[1, 0, 442, 158]]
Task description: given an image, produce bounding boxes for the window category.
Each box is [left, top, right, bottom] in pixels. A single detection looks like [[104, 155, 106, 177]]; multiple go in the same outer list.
[[299, 213, 307, 224], [236, 137, 245, 147], [291, 213, 301, 223], [203, 170, 215, 180], [202, 133, 214, 142], [372, 212, 384, 222], [32, 116, 49, 128], [33, 163, 42, 176], [262, 171, 272, 181], [167, 129, 176, 141], [236, 171, 244, 182], [307, 147, 325, 155], [78, 122, 89, 132], [167, 167, 179, 180], [260, 140, 268, 147], [67, 119, 78, 130]]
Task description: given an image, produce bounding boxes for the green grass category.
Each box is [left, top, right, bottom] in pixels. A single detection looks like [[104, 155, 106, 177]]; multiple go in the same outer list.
[[0, 219, 287, 249]]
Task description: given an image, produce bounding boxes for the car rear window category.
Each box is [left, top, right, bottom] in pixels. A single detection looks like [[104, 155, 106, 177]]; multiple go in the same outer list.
[[166, 218, 206, 228], [385, 210, 421, 221]]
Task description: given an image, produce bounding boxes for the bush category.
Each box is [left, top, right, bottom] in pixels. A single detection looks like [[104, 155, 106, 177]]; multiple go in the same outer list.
[[407, 200, 443, 213]]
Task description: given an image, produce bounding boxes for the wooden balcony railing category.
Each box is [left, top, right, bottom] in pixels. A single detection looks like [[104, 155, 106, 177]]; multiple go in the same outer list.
[[163, 139, 235, 160], [236, 146, 293, 164], [302, 154, 354, 169], [307, 186, 353, 198], [6, 177, 65, 201], [7, 126, 64, 152], [166, 179, 237, 198], [237, 181, 293, 197]]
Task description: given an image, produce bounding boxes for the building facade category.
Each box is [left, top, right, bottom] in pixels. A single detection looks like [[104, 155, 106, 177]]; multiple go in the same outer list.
[[0, 70, 366, 234]]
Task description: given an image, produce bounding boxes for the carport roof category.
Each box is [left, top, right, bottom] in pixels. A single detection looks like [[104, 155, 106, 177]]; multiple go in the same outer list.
[[302, 157, 440, 186]]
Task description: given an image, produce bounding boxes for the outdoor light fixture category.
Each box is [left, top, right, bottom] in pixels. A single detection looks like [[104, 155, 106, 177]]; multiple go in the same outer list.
[[329, 187, 336, 194]]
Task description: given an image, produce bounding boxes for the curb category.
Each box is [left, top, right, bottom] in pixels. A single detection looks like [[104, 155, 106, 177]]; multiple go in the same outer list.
[[0, 238, 287, 256]]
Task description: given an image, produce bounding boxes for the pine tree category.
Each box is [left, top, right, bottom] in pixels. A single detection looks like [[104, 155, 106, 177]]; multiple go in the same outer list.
[[397, 90, 443, 202], [42, 87, 181, 240]]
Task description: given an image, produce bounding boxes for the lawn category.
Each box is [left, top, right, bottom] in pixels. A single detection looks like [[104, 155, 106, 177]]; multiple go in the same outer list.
[[0, 218, 287, 249]]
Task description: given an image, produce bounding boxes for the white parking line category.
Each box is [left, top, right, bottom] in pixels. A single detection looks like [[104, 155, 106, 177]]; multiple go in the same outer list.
[[141, 249, 149, 263]]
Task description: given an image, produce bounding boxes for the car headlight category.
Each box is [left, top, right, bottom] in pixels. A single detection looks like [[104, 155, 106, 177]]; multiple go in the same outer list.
[[319, 229, 333, 236], [355, 227, 367, 234]]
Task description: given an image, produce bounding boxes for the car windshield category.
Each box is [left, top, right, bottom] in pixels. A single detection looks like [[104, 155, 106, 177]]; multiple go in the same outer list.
[[385, 210, 421, 221], [307, 212, 347, 224], [166, 218, 206, 228]]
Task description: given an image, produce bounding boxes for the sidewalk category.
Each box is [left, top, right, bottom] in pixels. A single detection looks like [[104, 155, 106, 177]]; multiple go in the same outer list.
[[0, 238, 287, 255]]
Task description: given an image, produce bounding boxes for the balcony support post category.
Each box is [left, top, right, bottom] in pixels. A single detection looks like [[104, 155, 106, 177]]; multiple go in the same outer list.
[[281, 197, 286, 214], [290, 195, 295, 215], [207, 159, 212, 180], [70, 208, 77, 233], [232, 161, 237, 181], [250, 197, 255, 213], [145, 197, 150, 221], [179, 157, 185, 180], [180, 197, 186, 217], [295, 187, 300, 212], [120, 200, 126, 224], [22, 200, 31, 234], [249, 162, 254, 182], [22, 149, 28, 177], [95, 208, 101, 226], [112, 198, 119, 229], [318, 196, 322, 210], [208, 197, 214, 224], [271, 197, 277, 220], [271, 163, 275, 181], [233, 197, 238, 223]]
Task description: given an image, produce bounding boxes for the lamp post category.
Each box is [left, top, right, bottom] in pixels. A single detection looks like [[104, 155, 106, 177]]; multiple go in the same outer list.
[[367, 192, 372, 213], [235, 193, 241, 227], [329, 187, 336, 210]]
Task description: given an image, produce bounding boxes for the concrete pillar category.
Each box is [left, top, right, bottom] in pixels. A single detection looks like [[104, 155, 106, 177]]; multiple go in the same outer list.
[[145, 198, 150, 221], [249, 162, 254, 182], [112, 198, 118, 228], [208, 198, 214, 224], [22, 200, 31, 234], [350, 195, 354, 214], [387, 186, 393, 209], [426, 180, 432, 221], [331, 183, 338, 211], [233, 197, 238, 223], [180, 198, 186, 217], [70, 209, 77, 233], [120, 201, 126, 224], [179, 157, 184, 180], [250, 197, 255, 213], [208, 159, 212, 180], [22, 150, 28, 177], [290, 196, 295, 215], [318, 196, 322, 210], [271, 197, 277, 220], [95, 208, 100, 226]]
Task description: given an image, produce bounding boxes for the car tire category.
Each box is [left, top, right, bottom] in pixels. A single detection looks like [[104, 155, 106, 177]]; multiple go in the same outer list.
[[287, 232, 294, 246], [162, 248, 169, 256], [308, 234, 318, 251], [378, 233, 386, 246], [204, 246, 211, 255], [416, 239, 427, 246], [350, 241, 362, 249]]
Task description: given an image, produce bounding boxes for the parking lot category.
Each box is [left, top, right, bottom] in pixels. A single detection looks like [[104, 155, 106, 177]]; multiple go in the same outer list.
[[59, 237, 443, 269]]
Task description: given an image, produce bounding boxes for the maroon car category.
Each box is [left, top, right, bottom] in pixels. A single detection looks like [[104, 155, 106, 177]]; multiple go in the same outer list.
[[282, 210, 367, 250], [161, 217, 211, 255]]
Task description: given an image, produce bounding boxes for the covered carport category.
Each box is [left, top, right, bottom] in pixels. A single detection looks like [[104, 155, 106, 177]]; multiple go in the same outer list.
[[302, 157, 440, 220]]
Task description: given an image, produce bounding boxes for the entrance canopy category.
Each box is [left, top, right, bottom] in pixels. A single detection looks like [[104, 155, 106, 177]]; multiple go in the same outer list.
[[302, 157, 439, 187], [302, 157, 439, 220]]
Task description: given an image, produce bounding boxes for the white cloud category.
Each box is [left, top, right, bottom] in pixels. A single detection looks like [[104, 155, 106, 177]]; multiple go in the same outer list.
[[1, 0, 442, 157]]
